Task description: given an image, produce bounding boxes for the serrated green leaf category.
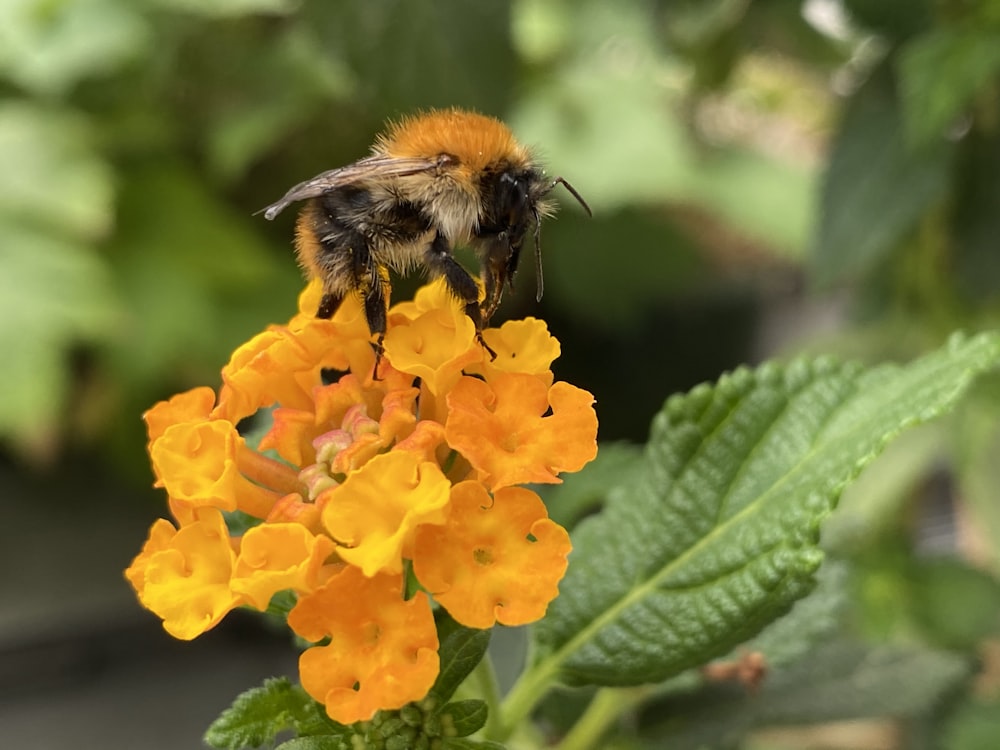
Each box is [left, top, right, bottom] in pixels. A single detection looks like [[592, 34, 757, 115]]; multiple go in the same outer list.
[[731, 558, 848, 668], [430, 625, 491, 704], [439, 700, 488, 738], [811, 65, 952, 285], [205, 677, 345, 750], [532, 332, 1000, 688], [822, 424, 944, 552]]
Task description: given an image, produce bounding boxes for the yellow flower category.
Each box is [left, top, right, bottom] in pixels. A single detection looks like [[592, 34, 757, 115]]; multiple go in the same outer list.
[[288, 568, 439, 725], [143, 386, 216, 447], [474, 317, 561, 385], [149, 420, 243, 511], [124, 508, 240, 640], [230, 524, 338, 610], [149, 418, 281, 520], [445, 372, 598, 490], [126, 277, 600, 724], [414, 482, 572, 628], [382, 280, 482, 397], [215, 291, 375, 425], [321, 451, 451, 577]]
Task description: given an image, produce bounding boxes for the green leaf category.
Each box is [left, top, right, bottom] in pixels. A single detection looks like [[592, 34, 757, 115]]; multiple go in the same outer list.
[[532, 332, 1000, 687], [106, 162, 301, 385], [149, 0, 298, 17], [955, 375, 1000, 572], [942, 699, 1000, 750], [442, 740, 507, 750], [643, 640, 970, 748], [842, 0, 933, 41], [898, 27, 1000, 149], [910, 558, 1000, 650], [205, 677, 344, 750], [0, 102, 114, 238], [0, 224, 120, 442], [811, 65, 952, 285], [429, 624, 491, 704], [730, 640, 971, 721], [310, 0, 515, 114], [952, 126, 1000, 303], [733, 559, 848, 668], [0, 0, 148, 95], [439, 700, 488, 738], [513, 0, 815, 259], [822, 424, 944, 553], [275, 739, 347, 750]]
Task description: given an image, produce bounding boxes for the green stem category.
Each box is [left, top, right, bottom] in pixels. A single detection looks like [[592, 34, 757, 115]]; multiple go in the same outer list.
[[468, 652, 503, 739], [553, 688, 646, 750], [496, 654, 560, 740]]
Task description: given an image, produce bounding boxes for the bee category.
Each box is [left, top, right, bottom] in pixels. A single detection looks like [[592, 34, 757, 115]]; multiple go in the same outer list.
[[261, 108, 590, 370]]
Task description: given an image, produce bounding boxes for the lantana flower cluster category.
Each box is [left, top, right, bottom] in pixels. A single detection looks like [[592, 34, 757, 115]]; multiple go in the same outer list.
[[125, 279, 598, 725]]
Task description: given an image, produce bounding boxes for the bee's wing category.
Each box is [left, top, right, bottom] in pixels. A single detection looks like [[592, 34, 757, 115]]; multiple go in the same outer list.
[[259, 155, 447, 220]]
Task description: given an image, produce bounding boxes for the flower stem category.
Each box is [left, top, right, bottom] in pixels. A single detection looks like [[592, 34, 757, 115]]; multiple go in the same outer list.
[[553, 688, 645, 750], [237, 444, 302, 495], [469, 653, 504, 739], [497, 654, 560, 740]]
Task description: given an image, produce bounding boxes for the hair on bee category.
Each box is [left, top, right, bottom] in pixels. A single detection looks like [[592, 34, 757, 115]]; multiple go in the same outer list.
[[261, 108, 590, 373]]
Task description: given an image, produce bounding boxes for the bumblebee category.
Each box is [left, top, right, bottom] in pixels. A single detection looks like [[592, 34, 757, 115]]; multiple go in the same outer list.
[[261, 108, 590, 369]]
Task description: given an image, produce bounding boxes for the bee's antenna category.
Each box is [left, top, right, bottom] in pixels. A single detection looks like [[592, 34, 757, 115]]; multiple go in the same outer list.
[[549, 176, 592, 217]]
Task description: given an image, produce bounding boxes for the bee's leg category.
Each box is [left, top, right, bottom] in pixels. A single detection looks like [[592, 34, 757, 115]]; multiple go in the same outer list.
[[425, 233, 497, 360], [316, 292, 342, 319], [362, 265, 391, 379], [481, 245, 506, 322]]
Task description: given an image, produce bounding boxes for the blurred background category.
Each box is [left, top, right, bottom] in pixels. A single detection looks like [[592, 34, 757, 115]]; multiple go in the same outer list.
[[2, 0, 1000, 747]]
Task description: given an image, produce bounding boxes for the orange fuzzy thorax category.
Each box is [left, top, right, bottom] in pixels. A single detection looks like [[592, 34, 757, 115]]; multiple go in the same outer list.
[[376, 109, 531, 174]]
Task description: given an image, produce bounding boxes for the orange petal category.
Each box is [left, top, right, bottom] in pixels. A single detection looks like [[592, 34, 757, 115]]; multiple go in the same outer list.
[[258, 406, 320, 468], [445, 373, 598, 490], [288, 568, 439, 724], [321, 451, 451, 576], [413, 483, 572, 628]]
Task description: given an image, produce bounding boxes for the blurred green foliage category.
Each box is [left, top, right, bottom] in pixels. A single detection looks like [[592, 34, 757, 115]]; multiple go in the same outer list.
[[3, 0, 1000, 746]]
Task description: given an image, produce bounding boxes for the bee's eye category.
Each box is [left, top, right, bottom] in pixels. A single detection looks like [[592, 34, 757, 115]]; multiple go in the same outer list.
[[498, 172, 529, 228]]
